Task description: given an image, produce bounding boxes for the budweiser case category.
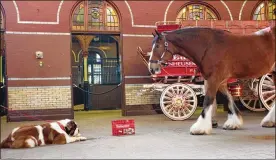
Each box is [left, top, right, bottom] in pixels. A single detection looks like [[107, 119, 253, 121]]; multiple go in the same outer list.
[[112, 119, 135, 136]]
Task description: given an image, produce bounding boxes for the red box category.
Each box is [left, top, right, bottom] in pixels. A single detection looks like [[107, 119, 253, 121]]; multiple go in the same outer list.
[[112, 119, 135, 136]]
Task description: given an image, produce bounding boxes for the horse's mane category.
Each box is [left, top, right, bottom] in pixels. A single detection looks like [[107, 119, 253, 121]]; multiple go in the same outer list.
[[164, 26, 274, 38], [163, 27, 230, 36], [161, 27, 232, 44]]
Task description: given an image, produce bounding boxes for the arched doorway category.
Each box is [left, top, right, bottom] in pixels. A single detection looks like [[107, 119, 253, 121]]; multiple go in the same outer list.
[[0, 5, 6, 116], [70, 1, 122, 111]]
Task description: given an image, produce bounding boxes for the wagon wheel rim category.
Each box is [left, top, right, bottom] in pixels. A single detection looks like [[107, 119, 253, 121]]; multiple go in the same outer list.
[[258, 74, 275, 111], [160, 83, 197, 121], [239, 78, 266, 112], [239, 97, 266, 112]]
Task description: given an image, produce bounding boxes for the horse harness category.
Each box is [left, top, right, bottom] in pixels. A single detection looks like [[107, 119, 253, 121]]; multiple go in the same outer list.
[[149, 35, 174, 66]]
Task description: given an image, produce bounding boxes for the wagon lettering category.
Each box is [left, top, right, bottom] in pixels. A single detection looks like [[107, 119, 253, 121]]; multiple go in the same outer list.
[[168, 61, 196, 66]]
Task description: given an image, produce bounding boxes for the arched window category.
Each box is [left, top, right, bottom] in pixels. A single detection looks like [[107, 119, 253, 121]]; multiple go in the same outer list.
[[72, 1, 120, 32], [176, 3, 219, 22], [253, 0, 275, 20]]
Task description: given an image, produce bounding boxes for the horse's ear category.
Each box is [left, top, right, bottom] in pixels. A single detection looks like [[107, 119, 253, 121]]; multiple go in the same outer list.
[[155, 29, 160, 37]]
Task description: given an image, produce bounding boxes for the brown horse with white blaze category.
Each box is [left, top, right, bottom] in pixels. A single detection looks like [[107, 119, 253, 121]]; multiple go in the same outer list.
[[148, 26, 275, 135]]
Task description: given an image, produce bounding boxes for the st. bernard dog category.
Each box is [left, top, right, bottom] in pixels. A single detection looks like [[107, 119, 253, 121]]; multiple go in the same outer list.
[[1, 119, 87, 149]]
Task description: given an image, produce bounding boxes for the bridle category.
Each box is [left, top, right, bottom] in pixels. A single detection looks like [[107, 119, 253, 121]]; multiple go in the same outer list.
[[149, 35, 174, 66]]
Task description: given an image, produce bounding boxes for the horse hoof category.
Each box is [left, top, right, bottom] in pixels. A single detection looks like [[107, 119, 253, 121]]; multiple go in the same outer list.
[[222, 122, 242, 130], [212, 123, 218, 128], [222, 125, 238, 130], [223, 114, 243, 130], [261, 121, 275, 128], [190, 132, 206, 135], [190, 123, 212, 135], [212, 120, 218, 128]]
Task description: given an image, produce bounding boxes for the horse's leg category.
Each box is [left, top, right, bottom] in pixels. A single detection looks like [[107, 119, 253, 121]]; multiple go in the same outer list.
[[190, 78, 220, 135], [204, 80, 218, 128], [212, 98, 218, 128], [219, 83, 243, 130], [261, 103, 275, 127]]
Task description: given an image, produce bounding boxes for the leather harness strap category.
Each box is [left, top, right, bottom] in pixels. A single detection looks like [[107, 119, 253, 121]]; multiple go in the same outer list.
[[57, 121, 65, 131], [150, 35, 173, 65]]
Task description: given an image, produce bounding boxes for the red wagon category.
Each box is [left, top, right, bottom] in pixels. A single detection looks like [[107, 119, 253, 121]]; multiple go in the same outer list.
[[137, 21, 275, 121]]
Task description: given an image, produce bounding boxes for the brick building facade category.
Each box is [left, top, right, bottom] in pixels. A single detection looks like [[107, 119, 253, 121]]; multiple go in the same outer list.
[[0, 1, 275, 121]]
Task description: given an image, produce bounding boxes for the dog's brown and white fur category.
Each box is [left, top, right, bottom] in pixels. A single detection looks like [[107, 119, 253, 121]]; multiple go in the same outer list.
[[1, 119, 87, 149]]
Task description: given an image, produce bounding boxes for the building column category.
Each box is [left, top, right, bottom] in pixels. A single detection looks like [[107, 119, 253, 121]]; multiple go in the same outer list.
[[82, 51, 89, 111], [75, 35, 94, 111]]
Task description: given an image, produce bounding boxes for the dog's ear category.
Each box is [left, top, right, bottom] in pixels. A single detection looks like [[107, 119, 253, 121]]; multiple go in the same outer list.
[[65, 120, 76, 135]]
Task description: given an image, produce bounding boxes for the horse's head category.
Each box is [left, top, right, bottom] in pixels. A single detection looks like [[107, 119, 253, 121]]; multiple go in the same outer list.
[[148, 29, 174, 74]]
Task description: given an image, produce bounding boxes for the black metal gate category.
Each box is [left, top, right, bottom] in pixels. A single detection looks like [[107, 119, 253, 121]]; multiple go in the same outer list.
[[87, 57, 122, 110], [71, 34, 122, 110], [0, 31, 6, 116]]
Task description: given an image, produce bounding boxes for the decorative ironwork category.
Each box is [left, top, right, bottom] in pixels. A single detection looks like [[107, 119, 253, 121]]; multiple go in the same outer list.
[[88, 57, 121, 85], [176, 4, 218, 22], [72, 1, 119, 32], [253, 1, 275, 20]]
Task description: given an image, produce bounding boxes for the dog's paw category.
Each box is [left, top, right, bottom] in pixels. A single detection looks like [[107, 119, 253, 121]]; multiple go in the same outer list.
[[76, 133, 82, 137], [78, 137, 87, 141]]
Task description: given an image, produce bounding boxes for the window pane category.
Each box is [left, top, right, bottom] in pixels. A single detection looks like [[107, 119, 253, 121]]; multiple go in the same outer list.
[[88, 1, 104, 30], [72, 1, 120, 31], [176, 4, 218, 21], [93, 64, 101, 84], [72, 2, 85, 31], [252, 2, 275, 20], [88, 64, 92, 84], [268, 1, 276, 20]]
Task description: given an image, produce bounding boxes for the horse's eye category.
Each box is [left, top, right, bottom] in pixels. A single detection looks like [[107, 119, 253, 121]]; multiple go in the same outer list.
[[155, 45, 159, 48]]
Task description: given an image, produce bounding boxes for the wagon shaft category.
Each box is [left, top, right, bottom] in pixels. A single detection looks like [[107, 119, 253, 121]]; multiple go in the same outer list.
[[137, 46, 150, 66]]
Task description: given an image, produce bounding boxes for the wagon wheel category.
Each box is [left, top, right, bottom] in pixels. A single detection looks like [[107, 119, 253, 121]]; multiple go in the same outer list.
[[239, 78, 266, 112], [258, 74, 275, 111], [160, 83, 198, 121]]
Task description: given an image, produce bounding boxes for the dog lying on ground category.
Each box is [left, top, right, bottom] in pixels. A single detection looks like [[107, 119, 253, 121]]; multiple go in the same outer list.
[[1, 119, 87, 149]]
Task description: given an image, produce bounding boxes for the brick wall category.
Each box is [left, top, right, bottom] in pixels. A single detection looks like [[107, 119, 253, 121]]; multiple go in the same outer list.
[[8, 86, 71, 110], [181, 20, 273, 34], [125, 84, 161, 106]]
